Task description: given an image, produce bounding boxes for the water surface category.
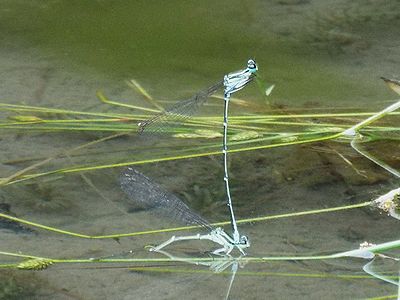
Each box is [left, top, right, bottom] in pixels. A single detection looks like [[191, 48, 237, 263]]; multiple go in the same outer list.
[[0, 1, 399, 299]]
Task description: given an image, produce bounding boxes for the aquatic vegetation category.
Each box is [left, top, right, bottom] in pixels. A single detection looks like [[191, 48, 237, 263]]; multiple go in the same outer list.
[[1, 0, 399, 297], [372, 188, 400, 220], [17, 258, 53, 271], [173, 129, 222, 139], [0, 71, 399, 298]]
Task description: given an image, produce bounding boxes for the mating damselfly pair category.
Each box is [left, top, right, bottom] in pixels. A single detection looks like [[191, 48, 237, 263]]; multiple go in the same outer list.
[[120, 60, 266, 256]]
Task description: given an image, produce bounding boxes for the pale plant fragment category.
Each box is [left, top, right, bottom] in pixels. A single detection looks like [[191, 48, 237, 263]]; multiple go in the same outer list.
[[372, 187, 400, 220]]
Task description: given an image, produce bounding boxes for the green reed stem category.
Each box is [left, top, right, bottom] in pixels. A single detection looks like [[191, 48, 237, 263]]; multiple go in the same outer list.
[[2, 131, 344, 186], [1, 239, 399, 270], [0, 201, 371, 239]]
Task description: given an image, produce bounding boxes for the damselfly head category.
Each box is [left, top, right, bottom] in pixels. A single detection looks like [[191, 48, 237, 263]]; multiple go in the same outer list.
[[247, 59, 258, 73], [240, 235, 250, 248]]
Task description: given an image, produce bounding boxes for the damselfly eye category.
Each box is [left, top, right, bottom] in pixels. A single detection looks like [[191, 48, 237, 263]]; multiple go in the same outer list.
[[240, 235, 249, 245], [247, 59, 257, 71]]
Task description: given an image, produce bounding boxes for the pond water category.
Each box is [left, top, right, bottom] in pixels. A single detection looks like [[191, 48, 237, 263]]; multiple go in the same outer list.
[[0, 1, 399, 299]]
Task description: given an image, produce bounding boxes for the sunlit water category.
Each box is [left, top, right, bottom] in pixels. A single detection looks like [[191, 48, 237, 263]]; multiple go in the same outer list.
[[0, 1, 399, 299]]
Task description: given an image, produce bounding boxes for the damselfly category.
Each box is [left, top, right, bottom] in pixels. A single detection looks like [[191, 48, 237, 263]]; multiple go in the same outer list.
[[138, 60, 258, 134], [120, 167, 249, 255], [122, 60, 263, 255]]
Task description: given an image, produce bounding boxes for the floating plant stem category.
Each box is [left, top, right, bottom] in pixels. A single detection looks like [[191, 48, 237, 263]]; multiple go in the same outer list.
[[1, 239, 399, 271], [350, 138, 400, 178], [2, 130, 345, 186], [0, 201, 372, 239], [339, 77, 400, 177]]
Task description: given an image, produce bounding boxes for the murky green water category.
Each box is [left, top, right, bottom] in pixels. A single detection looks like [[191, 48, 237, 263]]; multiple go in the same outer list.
[[0, 1, 399, 299]]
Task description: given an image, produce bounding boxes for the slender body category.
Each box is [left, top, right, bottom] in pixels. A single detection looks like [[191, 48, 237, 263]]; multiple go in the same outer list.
[[222, 59, 258, 243]]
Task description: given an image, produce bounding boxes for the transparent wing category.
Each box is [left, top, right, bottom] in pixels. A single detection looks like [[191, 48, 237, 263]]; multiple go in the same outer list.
[[138, 81, 224, 134], [120, 167, 212, 230]]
